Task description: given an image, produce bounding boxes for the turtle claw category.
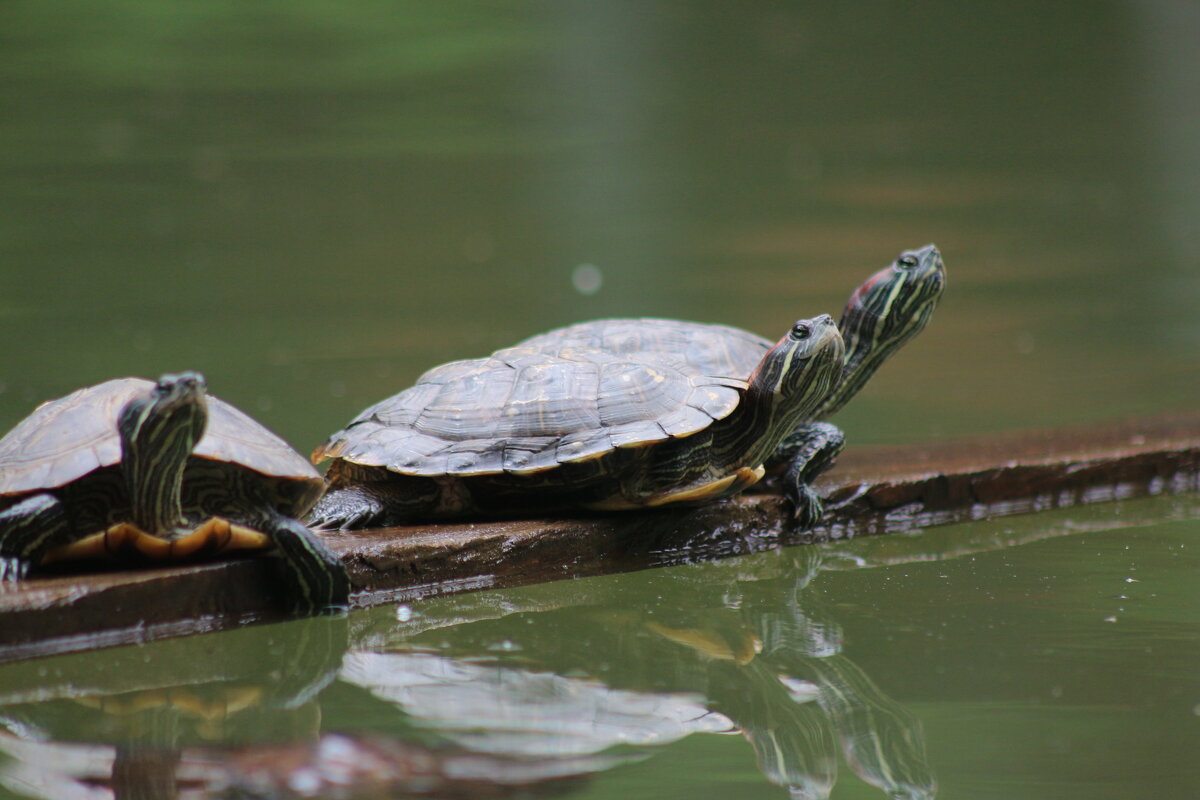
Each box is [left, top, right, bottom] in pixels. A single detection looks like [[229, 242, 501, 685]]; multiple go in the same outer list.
[[787, 484, 825, 530], [307, 488, 387, 531], [0, 557, 30, 585], [307, 512, 346, 532], [305, 511, 337, 532]]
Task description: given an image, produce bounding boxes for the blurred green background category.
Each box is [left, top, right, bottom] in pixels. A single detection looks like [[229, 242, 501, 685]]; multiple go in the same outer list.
[[1, 0, 1195, 452]]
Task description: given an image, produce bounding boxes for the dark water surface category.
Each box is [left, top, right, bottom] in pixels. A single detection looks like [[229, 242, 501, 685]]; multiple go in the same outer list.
[[1, 1, 1198, 797]]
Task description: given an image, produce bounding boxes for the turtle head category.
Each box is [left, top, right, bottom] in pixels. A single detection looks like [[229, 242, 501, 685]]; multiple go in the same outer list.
[[118, 372, 209, 532], [749, 314, 844, 419], [845, 244, 945, 342], [817, 244, 946, 417], [118, 372, 209, 449]]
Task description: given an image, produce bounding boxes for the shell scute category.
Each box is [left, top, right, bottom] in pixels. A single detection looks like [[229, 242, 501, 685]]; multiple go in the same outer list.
[[372, 428, 452, 474], [502, 437, 561, 474], [496, 360, 601, 439], [555, 429, 615, 464], [195, 395, 318, 481], [364, 382, 442, 428], [492, 345, 561, 370], [417, 358, 492, 386], [608, 421, 669, 449], [414, 366, 515, 440], [595, 360, 692, 428], [686, 380, 744, 421], [442, 440, 505, 476], [519, 318, 768, 379], [657, 404, 715, 437]]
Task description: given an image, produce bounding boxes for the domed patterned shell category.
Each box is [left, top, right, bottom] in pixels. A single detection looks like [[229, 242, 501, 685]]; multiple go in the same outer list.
[[0, 378, 322, 507], [314, 319, 764, 478], [518, 317, 771, 379]]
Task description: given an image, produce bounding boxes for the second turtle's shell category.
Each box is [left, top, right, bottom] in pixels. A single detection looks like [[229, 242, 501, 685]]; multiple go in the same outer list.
[[314, 319, 771, 478]]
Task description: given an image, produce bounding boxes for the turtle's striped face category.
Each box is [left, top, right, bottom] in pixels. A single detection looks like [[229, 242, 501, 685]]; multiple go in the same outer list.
[[118, 372, 208, 533], [844, 244, 945, 349], [750, 314, 844, 415], [119, 373, 208, 456], [817, 244, 946, 417]]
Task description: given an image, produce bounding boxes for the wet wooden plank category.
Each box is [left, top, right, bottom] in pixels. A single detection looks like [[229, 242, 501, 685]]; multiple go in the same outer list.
[[0, 412, 1197, 663]]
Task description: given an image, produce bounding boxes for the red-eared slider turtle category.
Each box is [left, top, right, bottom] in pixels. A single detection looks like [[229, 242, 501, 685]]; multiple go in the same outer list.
[[309, 315, 845, 528], [516, 243, 946, 509], [0, 373, 349, 612], [311, 244, 944, 529]]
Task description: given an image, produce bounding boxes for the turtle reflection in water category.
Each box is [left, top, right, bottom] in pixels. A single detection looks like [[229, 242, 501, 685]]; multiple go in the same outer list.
[[339, 544, 936, 799], [310, 244, 945, 529], [0, 373, 349, 612], [0, 615, 348, 798]]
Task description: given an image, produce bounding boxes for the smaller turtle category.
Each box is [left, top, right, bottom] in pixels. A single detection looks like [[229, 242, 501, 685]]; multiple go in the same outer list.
[[0, 373, 349, 612], [309, 315, 845, 528]]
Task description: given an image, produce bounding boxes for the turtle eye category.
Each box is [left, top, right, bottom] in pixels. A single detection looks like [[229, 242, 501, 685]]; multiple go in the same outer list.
[[790, 322, 811, 340], [897, 254, 919, 269]]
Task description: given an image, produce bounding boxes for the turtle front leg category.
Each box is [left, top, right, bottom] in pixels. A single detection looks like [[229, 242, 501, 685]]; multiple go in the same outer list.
[[260, 512, 351, 614], [307, 478, 443, 531], [0, 493, 72, 583], [306, 485, 391, 531], [775, 422, 846, 528]]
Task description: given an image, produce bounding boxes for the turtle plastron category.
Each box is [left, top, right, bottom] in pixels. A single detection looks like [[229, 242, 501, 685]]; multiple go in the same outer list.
[[587, 465, 765, 511], [40, 517, 270, 564]]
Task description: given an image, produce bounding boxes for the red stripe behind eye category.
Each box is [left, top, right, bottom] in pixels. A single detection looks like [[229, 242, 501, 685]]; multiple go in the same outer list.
[[846, 266, 892, 309]]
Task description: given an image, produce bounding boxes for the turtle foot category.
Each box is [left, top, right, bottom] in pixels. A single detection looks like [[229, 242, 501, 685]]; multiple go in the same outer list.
[[267, 516, 351, 614], [307, 487, 389, 531], [787, 484, 825, 529], [0, 493, 70, 581], [777, 421, 844, 529]]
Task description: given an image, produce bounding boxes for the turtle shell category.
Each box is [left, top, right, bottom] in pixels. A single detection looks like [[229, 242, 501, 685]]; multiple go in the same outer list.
[[315, 319, 759, 478], [519, 317, 770, 378], [0, 378, 323, 515]]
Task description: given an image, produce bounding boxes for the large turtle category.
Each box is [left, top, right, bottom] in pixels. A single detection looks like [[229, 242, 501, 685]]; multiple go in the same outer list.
[[0, 372, 349, 612], [310, 244, 944, 530], [517, 243, 947, 505], [309, 314, 845, 529]]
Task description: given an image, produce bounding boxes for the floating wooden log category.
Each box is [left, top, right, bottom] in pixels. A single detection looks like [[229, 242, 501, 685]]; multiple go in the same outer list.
[[0, 412, 1196, 663]]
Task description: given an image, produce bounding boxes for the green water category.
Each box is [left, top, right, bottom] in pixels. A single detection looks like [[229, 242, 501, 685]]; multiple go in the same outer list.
[[1, 1, 1198, 797], [0, 498, 1196, 798]]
